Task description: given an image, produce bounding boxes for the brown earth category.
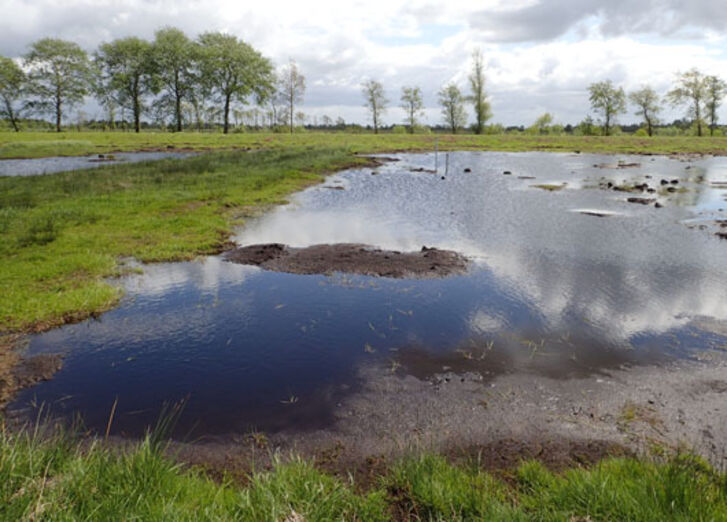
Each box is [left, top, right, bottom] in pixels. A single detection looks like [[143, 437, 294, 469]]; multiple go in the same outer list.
[[224, 243, 470, 279]]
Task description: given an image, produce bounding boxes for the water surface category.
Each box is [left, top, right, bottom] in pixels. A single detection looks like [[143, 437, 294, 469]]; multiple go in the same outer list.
[[10, 151, 727, 437], [0, 151, 193, 177]]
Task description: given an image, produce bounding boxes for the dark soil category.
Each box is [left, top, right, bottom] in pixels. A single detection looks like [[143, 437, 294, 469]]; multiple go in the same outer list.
[[224, 243, 470, 278]]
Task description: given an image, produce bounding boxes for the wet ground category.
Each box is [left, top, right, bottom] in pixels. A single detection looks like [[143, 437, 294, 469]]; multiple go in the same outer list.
[[0, 151, 192, 176], [6, 151, 727, 462]]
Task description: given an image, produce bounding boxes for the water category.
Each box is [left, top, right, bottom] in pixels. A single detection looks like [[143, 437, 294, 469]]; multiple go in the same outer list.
[[0, 151, 193, 177], [10, 152, 727, 437]]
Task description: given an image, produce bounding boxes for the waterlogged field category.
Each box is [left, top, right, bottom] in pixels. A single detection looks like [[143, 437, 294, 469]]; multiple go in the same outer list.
[[6, 151, 727, 438], [3, 136, 727, 519]]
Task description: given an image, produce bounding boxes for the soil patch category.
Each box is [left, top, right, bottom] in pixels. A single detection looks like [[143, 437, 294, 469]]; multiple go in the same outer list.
[[1, 349, 63, 410], [224, 243, 470, 278]]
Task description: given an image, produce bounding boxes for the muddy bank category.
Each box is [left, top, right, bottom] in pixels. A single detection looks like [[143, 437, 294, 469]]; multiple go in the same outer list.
[[157, 353, 727, 485], [224, 243, 470, 278], [0, 346, 63, 410]]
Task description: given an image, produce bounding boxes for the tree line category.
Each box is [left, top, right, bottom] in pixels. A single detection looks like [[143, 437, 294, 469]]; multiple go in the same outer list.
[[1, 30, 725, 136], [587, 70, 726, 137], [0, 27, 306, 134], [361, 49, 491, 135]]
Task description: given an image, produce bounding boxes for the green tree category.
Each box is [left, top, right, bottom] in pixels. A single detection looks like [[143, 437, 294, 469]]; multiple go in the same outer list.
[[277, 59, 305, 134], [438, 83, 466, 133], [667, 69, 709, 137], [588, 80, 626, 136], [529, 112, 554, 135], [400, 85, 423, 134], [151, 27, 196, 132], [196, 32, 274, 134], [94, 37, 155, 133], [361, 79, 387, 134], [468, 49, 491, 134], [628, 86, 661, 137], [0, 56, 26, 132], [24, 38, 92, 132], [705, 75, 727, 136]]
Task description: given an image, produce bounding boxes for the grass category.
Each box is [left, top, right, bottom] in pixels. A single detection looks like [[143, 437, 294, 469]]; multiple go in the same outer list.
[[2, 427, 726, 521], [1, 130, 727, 159], [0, 146, 368, 332]]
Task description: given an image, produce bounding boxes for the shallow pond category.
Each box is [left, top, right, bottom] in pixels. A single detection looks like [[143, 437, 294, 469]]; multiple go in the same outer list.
[[0, 151, 193, 176], [9, 151, 727, 437]]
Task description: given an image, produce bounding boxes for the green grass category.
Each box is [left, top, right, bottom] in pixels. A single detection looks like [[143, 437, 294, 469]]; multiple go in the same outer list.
[[0, 147, 366, 332], [2, 428, 726, 521], [1, 130, 727, 158]]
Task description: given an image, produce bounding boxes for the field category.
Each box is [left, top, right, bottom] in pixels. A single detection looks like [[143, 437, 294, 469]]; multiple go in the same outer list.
[[2, 131, 726, 334], [3, 131, 727, 519], [1, 130, 727, 159]]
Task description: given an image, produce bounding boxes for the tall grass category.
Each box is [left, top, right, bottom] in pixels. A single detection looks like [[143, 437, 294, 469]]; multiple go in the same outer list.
[[2, 426, 726, 521]]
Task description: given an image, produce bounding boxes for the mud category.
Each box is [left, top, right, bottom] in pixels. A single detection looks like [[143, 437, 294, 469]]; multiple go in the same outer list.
[[224, 243, 470, 278], [159, 352, 727, 483], [0, 347, 63, 409]]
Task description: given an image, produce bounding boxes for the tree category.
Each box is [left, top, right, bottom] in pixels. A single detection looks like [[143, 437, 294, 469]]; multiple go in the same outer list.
[[94, 37, 155, 133], [628, 86, 661, 137], [361, 79, 387, 134], [24, 38, 91, 132], [400, 85, 423, 134], [468, 48, 491, 134], [438, 83, 466, 133], [277, 59, 305, 134], [667, 69, 709, 137], [705, 75, 727, 136], [151, 27, 196, 132], [529, 112, 554, 135], [196, 32, 274, 134], [0, 56, 26, 132], [588, 80, 626, 136]]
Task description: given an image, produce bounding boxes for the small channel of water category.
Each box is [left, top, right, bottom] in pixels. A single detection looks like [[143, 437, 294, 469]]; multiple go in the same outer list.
[[0, 151, 193, 177]]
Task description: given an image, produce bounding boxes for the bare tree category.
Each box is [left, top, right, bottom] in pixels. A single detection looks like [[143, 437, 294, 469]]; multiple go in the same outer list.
[[361, 79, 387, 134], [705, 75, 727, 136], [667, 69, 708, 137], [629, 86, 661, 137], [438, 83, 466, 133], [400, 86, 423, 134], [277, 59, 305, 134], [468, 48, 491, 134], [588, 80, 626, 136]]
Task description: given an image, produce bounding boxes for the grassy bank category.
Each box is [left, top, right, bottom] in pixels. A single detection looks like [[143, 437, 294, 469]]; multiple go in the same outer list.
[[2, 428, 726, 521], [0, 147, 367, 332], [1, 130, 727, 158]]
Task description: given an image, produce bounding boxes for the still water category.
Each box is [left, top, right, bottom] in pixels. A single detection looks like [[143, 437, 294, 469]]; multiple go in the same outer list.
[[0, 151, 193, 176], [10, 151, 727, 437]]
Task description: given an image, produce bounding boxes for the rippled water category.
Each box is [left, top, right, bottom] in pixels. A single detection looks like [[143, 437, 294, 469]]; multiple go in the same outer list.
[[10, 151, 727, 437], [0, 151, 192, 176]]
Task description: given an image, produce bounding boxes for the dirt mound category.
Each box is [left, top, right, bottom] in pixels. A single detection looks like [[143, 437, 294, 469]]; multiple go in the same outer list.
[[225, 243, 469, 278]]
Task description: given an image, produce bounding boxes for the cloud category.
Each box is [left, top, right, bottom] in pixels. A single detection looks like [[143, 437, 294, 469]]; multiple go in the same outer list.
[[1, 0, 726, 126], [469, 0, 727, 43]]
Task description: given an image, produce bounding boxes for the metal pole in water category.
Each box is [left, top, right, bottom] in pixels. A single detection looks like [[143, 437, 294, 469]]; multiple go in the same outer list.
[[445, 153, 449, 176], [435, 137, 439, 172]]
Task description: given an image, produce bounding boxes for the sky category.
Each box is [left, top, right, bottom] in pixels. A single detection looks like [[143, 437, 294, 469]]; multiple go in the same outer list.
[[1, 0, 726, 127]]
